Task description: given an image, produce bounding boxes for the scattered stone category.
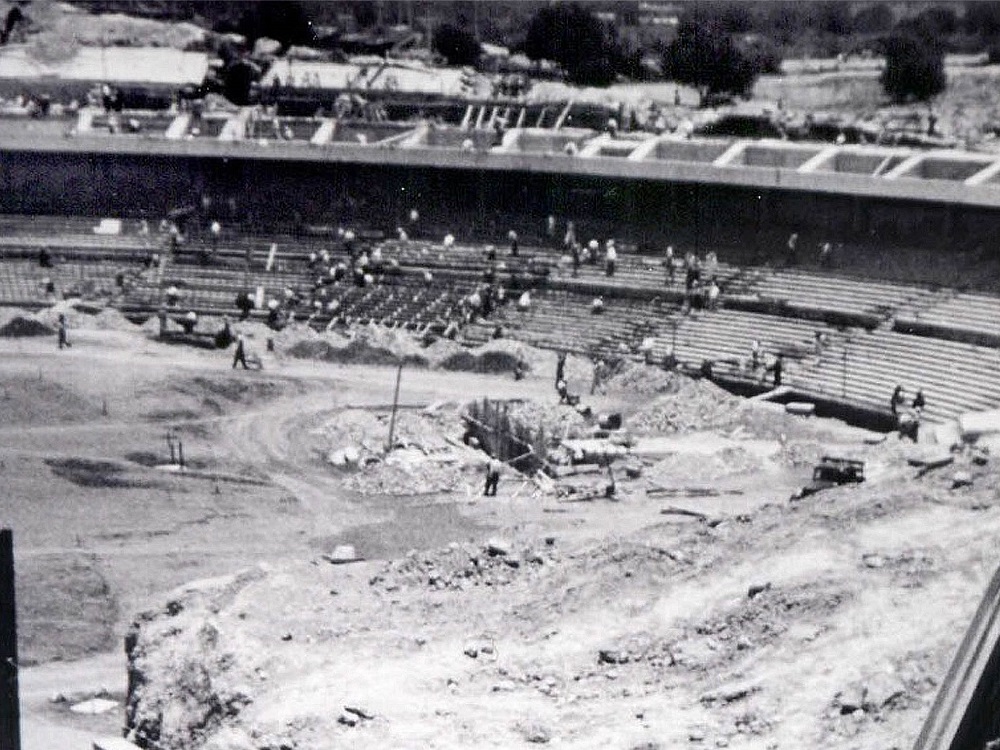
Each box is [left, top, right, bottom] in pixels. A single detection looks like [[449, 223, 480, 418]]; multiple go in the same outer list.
[[464, 647, 478, 659], [337, 713, 358, 727], [863, 672, 908, 710], [862, 553, 885, 569], [281, 632, 293, 641], [700, 681, 760, 705], [486, 540, 511, 557], [323, 545, 362, 564], [598, 649, 628, 665], [545, 536, 556, 546], [952, 471, 973, 489], [344, 705, 374, 720], [520, 723, 551, 744], [747, 583, 771, 599]]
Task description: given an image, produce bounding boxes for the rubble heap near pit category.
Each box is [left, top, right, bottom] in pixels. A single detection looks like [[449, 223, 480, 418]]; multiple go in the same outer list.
[[369, 538, 557, 593], [628, 378, 744, 434]]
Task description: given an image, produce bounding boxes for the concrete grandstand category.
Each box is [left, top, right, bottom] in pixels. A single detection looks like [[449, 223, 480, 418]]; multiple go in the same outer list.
[[0, 209, 997, 432]]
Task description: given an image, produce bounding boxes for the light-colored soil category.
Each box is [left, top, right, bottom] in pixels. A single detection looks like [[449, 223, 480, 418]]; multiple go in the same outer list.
[[0, 312, 996, 749]]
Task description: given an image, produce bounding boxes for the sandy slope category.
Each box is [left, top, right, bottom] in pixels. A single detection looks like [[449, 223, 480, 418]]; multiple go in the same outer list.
[[1, 322, 997, 749]]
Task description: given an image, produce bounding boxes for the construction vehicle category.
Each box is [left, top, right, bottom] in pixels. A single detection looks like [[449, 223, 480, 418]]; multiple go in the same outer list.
[[791, 456, 865, 500]]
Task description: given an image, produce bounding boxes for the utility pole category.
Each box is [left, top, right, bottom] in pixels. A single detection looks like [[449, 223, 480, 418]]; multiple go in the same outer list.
[[386, 363, 404, 452], [0, 529, 20, 750]]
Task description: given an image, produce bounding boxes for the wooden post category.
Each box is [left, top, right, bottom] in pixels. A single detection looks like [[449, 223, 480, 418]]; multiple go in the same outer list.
[[386, 363, 404, 452], [0, 529, 20, 750]]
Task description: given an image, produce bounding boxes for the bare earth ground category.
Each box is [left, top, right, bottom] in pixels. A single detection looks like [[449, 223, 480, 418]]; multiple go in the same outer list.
[[0, 316, 997, 750]]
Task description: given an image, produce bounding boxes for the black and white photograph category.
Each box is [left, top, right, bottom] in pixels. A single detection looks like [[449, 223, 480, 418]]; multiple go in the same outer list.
[[0, 1, 998, 748]]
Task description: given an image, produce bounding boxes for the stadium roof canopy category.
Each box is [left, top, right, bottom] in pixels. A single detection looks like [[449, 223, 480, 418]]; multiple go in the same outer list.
[[0, 45, 210, 87]]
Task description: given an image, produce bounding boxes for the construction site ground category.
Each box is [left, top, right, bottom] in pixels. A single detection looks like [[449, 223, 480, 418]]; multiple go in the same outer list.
[[0, 311, 997, 750]]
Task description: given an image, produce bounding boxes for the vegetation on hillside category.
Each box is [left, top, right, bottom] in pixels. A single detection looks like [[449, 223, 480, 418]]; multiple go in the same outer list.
[[16, 1, 1000, 102]]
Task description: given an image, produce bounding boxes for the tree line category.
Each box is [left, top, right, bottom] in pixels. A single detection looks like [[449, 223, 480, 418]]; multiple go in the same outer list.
[[73, 0, 1000, 103]]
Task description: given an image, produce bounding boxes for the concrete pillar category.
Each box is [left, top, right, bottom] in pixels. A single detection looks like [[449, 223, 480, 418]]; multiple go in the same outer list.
[[0, 529, 19, 750]]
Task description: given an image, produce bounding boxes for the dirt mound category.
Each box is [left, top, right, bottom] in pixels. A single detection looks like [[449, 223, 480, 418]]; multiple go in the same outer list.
[[0, 316, 53, 337], [318, 406, 477, 495], [286, 335, 429, 368], [45, 457, 156, 489], [439, 348, 524, 374], [0, 376, 98, 425], [369, 539, 556, 593], [18, 553, 118, 666], [628, 379, 744, 434], [668, 581, 850, 672], [91, 307, 139, 331], [170, 376, 288, 407], [506, 399, 589, 442], [603, 361, 683, 396]]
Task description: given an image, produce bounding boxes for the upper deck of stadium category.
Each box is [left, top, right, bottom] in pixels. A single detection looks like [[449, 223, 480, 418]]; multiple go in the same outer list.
[[6, 106, 1000, 210]]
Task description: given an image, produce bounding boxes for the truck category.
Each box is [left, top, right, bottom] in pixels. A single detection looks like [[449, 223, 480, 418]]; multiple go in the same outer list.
[[791, 456, 865, 500]]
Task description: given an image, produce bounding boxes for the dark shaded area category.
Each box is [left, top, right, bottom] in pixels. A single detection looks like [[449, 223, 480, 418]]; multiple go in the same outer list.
[[44, 457, 156, 489]]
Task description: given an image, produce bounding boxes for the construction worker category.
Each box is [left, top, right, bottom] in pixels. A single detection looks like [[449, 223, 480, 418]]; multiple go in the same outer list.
[[57, 314, 71, 349], [557, 378, 570, 404], [232, 333, 249, 369], [484, 458, 501, 496]]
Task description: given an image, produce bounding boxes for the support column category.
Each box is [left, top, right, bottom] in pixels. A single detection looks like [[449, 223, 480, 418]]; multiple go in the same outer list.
[[0, 529, 19, 750]]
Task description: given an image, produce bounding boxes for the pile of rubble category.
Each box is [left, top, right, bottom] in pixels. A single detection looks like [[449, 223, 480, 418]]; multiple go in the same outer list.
[[602, 361, 683, 396], [368, 538, 557, 593], [628, 380, 744, 434]]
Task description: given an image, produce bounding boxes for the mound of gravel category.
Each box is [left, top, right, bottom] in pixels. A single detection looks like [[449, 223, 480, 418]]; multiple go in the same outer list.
[[603, 361, 682, 396], [286, 336, 429, 368], [628, 379, 743, 434], [0, 317, 54, 337]]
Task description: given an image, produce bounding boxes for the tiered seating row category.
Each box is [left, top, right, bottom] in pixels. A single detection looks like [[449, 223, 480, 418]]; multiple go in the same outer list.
[[464, 289, 670, 360], [743, 268, 940, 319], [649, 308, 841, 375], [802, 331, 1000, 423], [895, 292, 1000, 344]]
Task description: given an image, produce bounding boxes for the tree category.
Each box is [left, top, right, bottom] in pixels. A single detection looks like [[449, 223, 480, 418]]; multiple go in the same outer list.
[[522, 3, 617, 86], [881, 32, 945, 102], [433, 23, 481, 67], [914, 6, 958, 37], [852, 3, 893, 35], [965, 1, 1000, 36], [236, 1, 313, 53], [662, 21, 760, 104]]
